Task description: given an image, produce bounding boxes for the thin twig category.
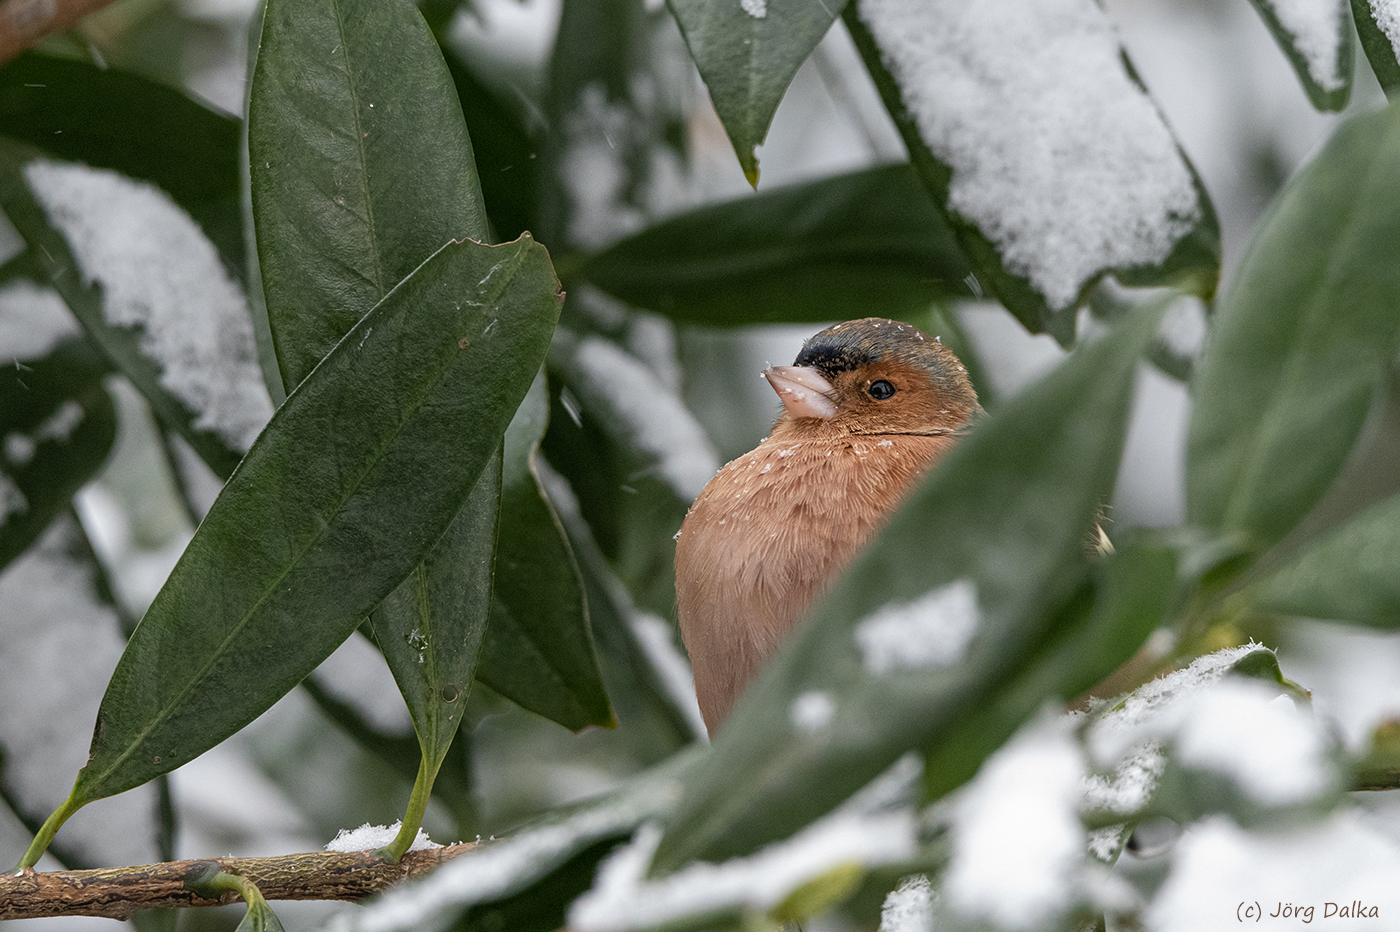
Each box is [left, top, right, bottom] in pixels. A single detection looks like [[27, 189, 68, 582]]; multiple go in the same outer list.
[[0, 843, 479, 921]]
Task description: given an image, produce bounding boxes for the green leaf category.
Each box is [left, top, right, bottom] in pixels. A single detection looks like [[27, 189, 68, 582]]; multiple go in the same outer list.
[[1187, 101, 1400, 552], [62, 235, 560, 809], [578, 164, 974, 325], [1246, 0, 1353, 111], [0, 51, 244, 275], [653, 305, 1163, 869], [842, 4, 1219, 342], [1352, 0, 1400, 94], [475, 377, 614, 731], [0, 339, 115, 573], [922, 534, 1176, 801], [667, 0, 846, 184], [370, 451, 500, 774], [0, 143, 259, 479], [1254, 492, 1400, 627], [249, 0, 490, 389]]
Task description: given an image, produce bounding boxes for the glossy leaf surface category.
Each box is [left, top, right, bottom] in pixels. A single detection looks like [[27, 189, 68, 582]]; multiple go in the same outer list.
[[580, 164, 974, 325], [70, 235, 562, 803], [667, 0, 846, 184], [1255, 493, 1400, 627], [1187, 102, 1400, 551], [475, 377, 614, 731], [654, 306, 1161, 868], [249, 0, 490, 388]]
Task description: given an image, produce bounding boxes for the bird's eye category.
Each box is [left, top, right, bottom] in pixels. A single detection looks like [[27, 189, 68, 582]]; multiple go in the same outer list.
[[868, 379, 896, 400]]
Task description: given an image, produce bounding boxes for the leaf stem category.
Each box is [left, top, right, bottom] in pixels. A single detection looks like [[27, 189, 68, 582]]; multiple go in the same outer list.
[[12, 788, 83, 872], [378, 751, 440, 863]]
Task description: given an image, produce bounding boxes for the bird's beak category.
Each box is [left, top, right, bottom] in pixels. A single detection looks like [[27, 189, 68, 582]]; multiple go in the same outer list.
[[763, 365, 837, 419]]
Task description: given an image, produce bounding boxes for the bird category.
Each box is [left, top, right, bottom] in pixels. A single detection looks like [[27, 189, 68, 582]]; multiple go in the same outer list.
[[674, 317, 980, 736]]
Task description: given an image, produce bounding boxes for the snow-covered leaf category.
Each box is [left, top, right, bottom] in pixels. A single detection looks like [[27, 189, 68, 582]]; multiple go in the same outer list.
[[668, 0, 846, 185], [0, 147, 273, 479], [844, 0, 1218, 342], [323, 751, 696, 932], [1351, 0, 1400, 92], [1187, 100, 1400, 553], [1246, 0, 1353, 111], [0, 51, 245, 276], [545, 331, 718, 615], [653, 306, 1162, 868]]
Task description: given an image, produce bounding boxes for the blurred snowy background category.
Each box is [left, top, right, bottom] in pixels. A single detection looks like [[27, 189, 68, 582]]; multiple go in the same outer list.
[[5, 0, 1400, 929]]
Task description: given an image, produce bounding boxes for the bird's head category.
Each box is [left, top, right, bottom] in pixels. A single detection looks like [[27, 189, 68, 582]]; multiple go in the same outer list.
[[763, 318, 979, 438]]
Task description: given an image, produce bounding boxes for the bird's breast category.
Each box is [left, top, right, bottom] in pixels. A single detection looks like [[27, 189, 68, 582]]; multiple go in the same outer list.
[[674, 433, 950, 732]]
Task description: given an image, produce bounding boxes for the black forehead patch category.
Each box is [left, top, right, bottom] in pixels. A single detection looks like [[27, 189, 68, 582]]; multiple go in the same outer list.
[[794, 318, 954, 381]]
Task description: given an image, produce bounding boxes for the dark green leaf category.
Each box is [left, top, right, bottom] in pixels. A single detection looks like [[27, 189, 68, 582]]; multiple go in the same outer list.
[[654, 306, 1162, 868], [1255, 492, 1400, 627], [0, 143, 259, 479], [235, 899, 286, 932], [667, 0, 846, 184], [475, 377, 614, 731], [1187, 101, 1400, 552], [0, 51, 244, 275], [579, 164, 974, 325], [64, 235, 560, 806], [1246, 0, 1353, 111], [538, 0, 648, 247], [249, 0, 490, 389], [371, 452, 500, 768], [0, 339, 115, 573], [1353, 0, 1400, 93], [842, 4, 1219, 342], [443, 51, 540, 243]]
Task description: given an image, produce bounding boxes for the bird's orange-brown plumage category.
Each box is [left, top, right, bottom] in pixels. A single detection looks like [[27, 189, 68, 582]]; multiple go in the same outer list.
[[675, 318, 979, 735]]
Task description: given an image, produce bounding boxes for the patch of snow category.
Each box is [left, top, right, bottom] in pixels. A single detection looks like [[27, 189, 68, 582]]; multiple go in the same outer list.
[[36, 400, 85, 444], [1370, 0, 1400, 59], [858, 0, 1200, 310], [1145, 812, 1400, 931], [333, 775, 683, 932], [24, 160, 273, 452], [944, 712, 1087, 932], [0, 471, 27, 525], [1088, 643, 1264, 763], [630, 612, 708, 740], [0, 280, 79, 363], [740, 0, 767, 18], [854, 579, 980, 674], [1083, 742, 1167, 817], [564, 335, 719, 501], [1173, 680, 1337, 806], [880, 875, 934, 932], [790, 690, 836, 736], [5, 433, 36, 466], [570, 810, 916, 930], [1267, 0, 1346, 91], [561, 84, 647, 250], [0, 516, 162, 866], [327, 821, 440, 853], [1280, 620, 1400, 752]]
